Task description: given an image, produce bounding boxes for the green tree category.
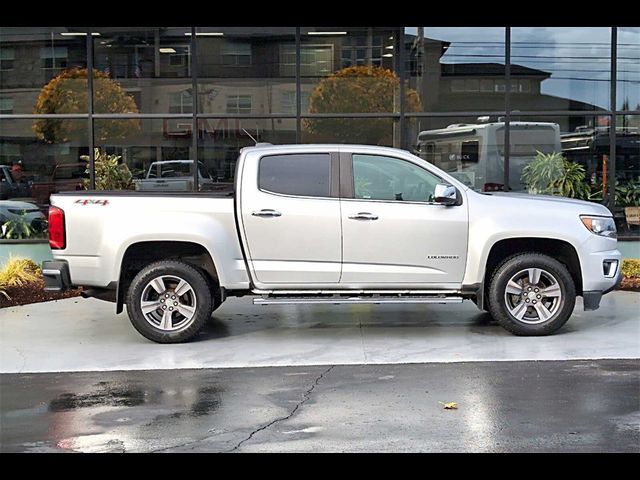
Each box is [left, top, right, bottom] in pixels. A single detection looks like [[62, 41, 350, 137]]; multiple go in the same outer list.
[[33, 67, 140, 143], [304, 66, 422, 145]]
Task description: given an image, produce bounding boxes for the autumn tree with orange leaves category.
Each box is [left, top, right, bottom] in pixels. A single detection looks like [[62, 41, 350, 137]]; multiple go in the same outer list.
[[304, 66, 422, 145], [33, 67, 140, 143]]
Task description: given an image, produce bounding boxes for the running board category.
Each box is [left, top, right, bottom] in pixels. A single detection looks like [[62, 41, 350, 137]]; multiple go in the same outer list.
[[253, 296, 463, 305]]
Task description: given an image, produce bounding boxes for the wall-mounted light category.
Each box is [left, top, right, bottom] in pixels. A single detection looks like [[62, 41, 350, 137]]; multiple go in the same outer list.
[[184, 32, 225, 36], [385, 45, 394, 50], [159, 48, 177, 54], [60, 32, 101, 36], [307, 31, 347, 35], [382, 53, 393, 57]]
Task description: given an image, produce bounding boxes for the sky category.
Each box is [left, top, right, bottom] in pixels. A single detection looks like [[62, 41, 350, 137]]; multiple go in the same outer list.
[[404, 27, 640, 111]]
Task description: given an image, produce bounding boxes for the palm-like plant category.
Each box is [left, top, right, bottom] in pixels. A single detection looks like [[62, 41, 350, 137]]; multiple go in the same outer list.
[[521, 151, 590, 199], [0, 212, 34, 239]]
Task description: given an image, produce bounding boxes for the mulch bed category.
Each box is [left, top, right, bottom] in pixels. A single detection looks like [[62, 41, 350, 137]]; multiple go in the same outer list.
[[619, 277, 640, 292], [0, 278, 82, 309]]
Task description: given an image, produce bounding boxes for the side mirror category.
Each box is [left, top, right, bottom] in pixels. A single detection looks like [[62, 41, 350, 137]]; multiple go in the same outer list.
[[434, 183, 458, 206]]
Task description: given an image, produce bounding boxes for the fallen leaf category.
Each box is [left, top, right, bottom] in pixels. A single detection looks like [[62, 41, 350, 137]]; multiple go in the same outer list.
[[439, 401, 458, 410]]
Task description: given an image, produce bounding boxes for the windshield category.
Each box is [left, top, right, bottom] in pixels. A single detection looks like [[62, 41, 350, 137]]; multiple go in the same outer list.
[[53, 164, 87, 180]]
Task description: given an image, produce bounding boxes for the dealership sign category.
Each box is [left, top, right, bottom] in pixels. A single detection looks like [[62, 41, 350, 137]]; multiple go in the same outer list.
[[163, 118, 254, 139]]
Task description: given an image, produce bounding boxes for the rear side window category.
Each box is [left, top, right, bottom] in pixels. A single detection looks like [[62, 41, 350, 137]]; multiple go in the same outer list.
[[259, 154, 331, 197]]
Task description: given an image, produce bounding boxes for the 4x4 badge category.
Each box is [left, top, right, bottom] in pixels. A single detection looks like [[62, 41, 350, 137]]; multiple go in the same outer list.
[[75, 199, 109, 206]]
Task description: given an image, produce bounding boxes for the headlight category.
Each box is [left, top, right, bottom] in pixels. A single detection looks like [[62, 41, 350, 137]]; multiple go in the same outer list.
[[580, 215, 617, 238]]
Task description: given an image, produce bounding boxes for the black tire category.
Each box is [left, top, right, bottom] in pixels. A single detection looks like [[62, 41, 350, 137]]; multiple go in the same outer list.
[[126, 260, 213, 343], [488, 252, 576, 336]]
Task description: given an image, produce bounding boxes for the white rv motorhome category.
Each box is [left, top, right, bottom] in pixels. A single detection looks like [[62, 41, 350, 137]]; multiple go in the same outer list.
[[415, 120, 562, 192]]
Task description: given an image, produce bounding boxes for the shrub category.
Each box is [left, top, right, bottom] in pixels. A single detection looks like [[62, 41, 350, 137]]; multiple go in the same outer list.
[[622, 259, 640, 279], [521, 151, 590, 199], [0, 256, 42, 288], [80, 148, 134, 191]]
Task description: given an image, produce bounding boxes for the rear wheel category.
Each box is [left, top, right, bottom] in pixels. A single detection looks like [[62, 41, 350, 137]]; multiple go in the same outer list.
[[126, 260, 212, 343], [488, 253, 576, 336]]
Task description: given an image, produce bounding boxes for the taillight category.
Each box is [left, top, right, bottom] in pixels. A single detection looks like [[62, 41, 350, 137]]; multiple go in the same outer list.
[[483, 183, 505, 192], [49, 206, 66, 250]]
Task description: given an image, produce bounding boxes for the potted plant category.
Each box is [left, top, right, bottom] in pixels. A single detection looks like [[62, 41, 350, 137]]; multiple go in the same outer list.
[[521, 151, 590, 199], [618, 179, 640, 229]]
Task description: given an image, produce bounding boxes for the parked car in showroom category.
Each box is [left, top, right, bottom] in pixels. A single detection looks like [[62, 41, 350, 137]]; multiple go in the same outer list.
[[0, 164, 31, 200], [134, 160, 218, 192], [30, 162, 87, 205], [43, 144, 622, 343], [0, 200, 47, 239]]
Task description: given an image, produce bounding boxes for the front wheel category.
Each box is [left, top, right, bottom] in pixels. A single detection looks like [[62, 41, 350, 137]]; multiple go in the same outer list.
[[126, 260, 213, 343], [488, 253, 576, 336]]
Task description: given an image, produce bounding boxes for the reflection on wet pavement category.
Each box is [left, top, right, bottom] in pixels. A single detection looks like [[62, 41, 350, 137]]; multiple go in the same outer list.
[[1, 360, 638, 453]]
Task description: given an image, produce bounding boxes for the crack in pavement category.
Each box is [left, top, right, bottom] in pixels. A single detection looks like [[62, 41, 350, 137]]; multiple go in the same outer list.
[[148, 365, 335, 454], [226, 365, 335, 453], [358, 318, 368, 364]]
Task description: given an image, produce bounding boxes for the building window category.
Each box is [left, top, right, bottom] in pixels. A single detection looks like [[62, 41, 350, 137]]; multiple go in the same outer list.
[[40, 46, 68, 69], [169, 53, 186, 67], [0, 48, 15, 70], [480, 79, 494, 92], [226, 95, 252, 114], [222, 42, 251, 66], [280, 44, 333, 77], [169, 91, 193, 114], [158, 45, 190, 77], [0, 97, 14, 114], [519, 79, 531, 93], [341, 35, 384, 68], [281, 91, 309, 115], [281, 91, 296, 115]]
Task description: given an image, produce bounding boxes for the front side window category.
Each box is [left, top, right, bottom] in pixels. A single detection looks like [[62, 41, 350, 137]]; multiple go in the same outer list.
[[353, 154, 441, 202], [259, 154, 331, 197]]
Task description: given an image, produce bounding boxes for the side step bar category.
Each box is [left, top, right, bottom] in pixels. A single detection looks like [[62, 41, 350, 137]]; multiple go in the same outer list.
[[253, 296, 463, 305]]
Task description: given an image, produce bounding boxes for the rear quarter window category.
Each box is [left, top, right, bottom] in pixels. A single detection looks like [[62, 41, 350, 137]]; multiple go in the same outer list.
[[258, 154, 331, 197]]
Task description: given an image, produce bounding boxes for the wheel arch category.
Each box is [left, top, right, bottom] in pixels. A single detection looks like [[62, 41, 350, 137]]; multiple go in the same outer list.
[[482, 237, 583, 307], [116, 240, 220, 314]]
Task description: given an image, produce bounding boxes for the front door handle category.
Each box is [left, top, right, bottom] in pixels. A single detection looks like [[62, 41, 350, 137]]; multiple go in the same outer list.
[[252, 209, 282, 218], [348, 212, 378, 221]]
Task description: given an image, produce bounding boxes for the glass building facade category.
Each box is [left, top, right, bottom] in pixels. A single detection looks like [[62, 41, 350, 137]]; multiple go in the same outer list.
[[1, 27, 638, 240]]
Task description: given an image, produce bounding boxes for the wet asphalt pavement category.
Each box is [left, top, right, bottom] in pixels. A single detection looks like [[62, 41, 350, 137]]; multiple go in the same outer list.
[[1, 359, 638, 452]]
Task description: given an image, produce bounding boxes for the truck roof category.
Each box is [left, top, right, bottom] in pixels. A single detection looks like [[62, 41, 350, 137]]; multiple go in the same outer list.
[[240, 143, 410, 155]]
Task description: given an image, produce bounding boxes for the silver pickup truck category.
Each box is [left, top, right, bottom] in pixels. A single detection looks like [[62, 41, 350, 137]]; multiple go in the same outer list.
[[42, 144, 622, 343]]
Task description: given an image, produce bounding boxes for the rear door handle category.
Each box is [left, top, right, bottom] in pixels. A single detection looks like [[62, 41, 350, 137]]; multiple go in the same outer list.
[[252, 209, 282, 218], [348, 212, 378, 221]]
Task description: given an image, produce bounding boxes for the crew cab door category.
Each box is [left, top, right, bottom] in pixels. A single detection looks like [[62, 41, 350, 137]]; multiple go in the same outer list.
[[339, 152, 468, 286], [239, 151, 342, 286]]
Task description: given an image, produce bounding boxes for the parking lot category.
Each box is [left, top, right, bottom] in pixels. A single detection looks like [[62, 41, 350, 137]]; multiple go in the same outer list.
[[1, 292, 639, 452]]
